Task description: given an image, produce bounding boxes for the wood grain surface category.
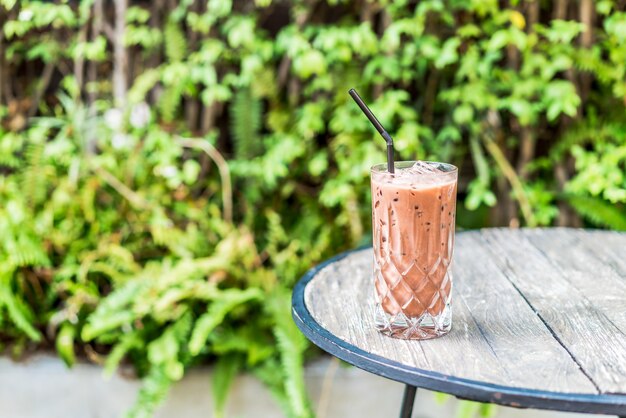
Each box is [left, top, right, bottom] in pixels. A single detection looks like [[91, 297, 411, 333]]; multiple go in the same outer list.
[[303, 228, 626, 398]]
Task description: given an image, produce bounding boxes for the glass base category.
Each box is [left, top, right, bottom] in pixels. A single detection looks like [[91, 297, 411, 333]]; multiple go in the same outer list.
[[374, 302, 451, 340]]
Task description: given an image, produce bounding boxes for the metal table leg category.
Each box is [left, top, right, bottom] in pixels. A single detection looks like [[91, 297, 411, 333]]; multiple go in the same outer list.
[[399, 384, 417, 418]]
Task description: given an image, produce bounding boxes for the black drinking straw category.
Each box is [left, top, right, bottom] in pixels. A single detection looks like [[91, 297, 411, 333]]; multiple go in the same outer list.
[[348, 88, 395, 173]]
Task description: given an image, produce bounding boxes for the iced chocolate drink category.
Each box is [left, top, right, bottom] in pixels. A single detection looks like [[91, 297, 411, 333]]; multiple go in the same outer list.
[[371, 161, 458, 339]]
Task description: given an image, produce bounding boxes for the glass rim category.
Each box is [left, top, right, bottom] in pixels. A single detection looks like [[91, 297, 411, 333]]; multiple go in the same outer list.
[[371, 160, 458, 176]]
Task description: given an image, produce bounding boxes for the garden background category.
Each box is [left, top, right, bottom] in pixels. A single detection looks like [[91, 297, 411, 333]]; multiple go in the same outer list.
[[1, 0, 625, 417]]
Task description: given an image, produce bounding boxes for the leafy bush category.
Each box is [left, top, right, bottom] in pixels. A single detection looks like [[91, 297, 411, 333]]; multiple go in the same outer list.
[[1, 0, 626, 417], [1, 116, 312, 416]]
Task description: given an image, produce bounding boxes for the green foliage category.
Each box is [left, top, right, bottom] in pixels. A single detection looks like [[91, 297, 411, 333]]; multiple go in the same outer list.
[[0, 266, 42, 342], [0, 114, 313, 416], [188, 288, 263, 355], [164, 20, 187, 63], [230, 88, 263, 159], [56, 323, 77, 367], [212, 353, 243, 418], [565, 195, 626, 231], [125, 366, 173, 418], [434, 393, 498, 418], [2, 0, 626, 417], [267, 288, 312, 418]]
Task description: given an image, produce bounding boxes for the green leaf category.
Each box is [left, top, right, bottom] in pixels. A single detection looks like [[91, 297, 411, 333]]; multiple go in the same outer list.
[[82, 311, 136, 341], [253, 358, 291, 414], [456, 399, 481, 418], [1, 0, 17, 10], [487, 30, 509, 51], [433, 391, 450, 404], [566, 194, 626, 230], [148, 332, 179, 365], [158, 78, 186, 122], [212, 353, 243, 418], [605, 12, 626, 41], [105, 332, 143, 377], [542, 20, 586, 43], [182, 159, 201, 184], [507, 99, 534, 126], [56, 323, 76, 367], [164, 20, 187, 62], [266, 288, 312, 418], [293, 50, 327, 78], [147, 312, 193, 381], [596, 1, 613, 15], [128, 69, 161, 104], [209, 0, 233, 18], [230, 87, 263, 159], [225, 16, 255, 49], [465, 179, 497, 210], [188, 288, 263, 355], [469, 136, 489, 185], [125, 366, 172, 418], [126, 5, 151, 24], [0, 268, 41, 342], [435, 38, 460, 69], [453, 104, 474, 125], [308, 152, 328, 177], [479, 403, 498, 417], [544, 81, 580, 121]]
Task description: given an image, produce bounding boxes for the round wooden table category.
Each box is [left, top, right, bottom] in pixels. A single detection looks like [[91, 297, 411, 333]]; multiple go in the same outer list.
[[292, 228, 626, 417]]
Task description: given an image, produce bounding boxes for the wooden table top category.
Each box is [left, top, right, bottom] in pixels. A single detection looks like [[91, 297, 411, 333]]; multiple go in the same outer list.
[[292, 228, 626, 415]]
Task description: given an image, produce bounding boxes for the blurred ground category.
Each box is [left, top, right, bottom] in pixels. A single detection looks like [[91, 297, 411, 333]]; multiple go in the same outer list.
[[0, 355, 592, 418]]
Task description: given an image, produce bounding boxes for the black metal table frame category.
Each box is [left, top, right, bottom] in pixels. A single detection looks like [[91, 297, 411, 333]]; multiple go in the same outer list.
[[292, 248, 626, 418]]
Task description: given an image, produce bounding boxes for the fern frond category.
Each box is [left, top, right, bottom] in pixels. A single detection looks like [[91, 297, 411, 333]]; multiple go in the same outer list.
[[147, 311, 193, 381], [252, 358, 292, 415], [81, 279, 146, 341], [128, 68, 161, 104], [79, 241, 142, 284], [164, 20, 187, 63], [188, 287, 263, 355], [6, 233, 50, 268], [80, 178, 98, 223], [0, 269, 41, 342], [212, 353, 243, 418], [158, 80, 185, 123], [86, 262, 129, 283], [102, 244, 141, 273], [565, 194, 626, 230], [105, 331, 144, 377], [273, 326, 311, 418], [0, 153, 20, 168], [21, 142, 47, 207], [149, 209, 192, 258], [125, 366, 172, 418], [230, 88, 263, 159], [209, 325, 274, 365], [82, 311, 136, 341], [550, 120, 622, 160], [267, 288, 312, 418], [153, 281, 220, 316]]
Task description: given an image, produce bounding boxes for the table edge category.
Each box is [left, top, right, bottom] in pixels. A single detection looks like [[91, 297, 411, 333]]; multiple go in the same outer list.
[[291, 229, 626, 415]]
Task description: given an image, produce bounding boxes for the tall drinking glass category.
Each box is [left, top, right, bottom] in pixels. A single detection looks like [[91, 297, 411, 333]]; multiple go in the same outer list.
[[371, 161, 458, 340]]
